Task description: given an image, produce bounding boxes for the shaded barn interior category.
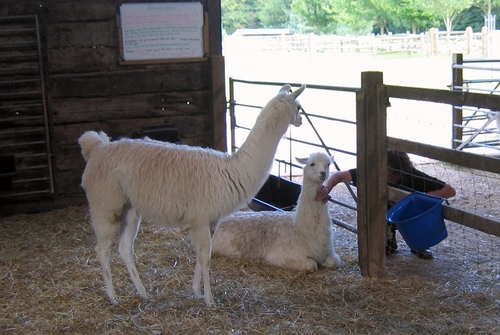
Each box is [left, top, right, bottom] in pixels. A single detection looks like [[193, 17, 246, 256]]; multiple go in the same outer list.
[[0, 0, 226, 215]]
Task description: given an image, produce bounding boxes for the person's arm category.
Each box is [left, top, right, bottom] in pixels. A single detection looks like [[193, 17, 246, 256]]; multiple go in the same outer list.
[[426, 184, 456, 199], [399, 168, 456, 199], [315, 170, 353, 203]]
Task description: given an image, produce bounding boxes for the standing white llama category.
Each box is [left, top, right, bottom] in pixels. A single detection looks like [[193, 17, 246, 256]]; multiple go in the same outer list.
[[78, 84, 305, 307], [212, 152, 341, 271]]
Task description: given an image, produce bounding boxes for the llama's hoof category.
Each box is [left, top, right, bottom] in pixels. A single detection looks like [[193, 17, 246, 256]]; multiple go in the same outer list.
[[205, 297, 216, 307], [139, 293, 150, 300]]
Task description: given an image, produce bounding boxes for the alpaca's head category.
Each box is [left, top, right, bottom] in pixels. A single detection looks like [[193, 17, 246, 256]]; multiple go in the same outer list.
[[296, 152, 333, 185], [260, 84, 305, 128]]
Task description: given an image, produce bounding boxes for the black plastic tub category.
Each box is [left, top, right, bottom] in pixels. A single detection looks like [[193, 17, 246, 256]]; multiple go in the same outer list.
[[248, 175, 301, 212]]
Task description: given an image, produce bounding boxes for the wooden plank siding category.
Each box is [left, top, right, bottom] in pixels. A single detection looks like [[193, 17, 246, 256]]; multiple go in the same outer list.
[[0, 0, 225, 215]]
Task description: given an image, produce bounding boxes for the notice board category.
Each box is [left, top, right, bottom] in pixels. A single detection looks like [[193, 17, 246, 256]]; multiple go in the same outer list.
[[119, 2, 204, 61]]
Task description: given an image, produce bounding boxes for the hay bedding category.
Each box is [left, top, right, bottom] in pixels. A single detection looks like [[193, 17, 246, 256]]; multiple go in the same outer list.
[[1, 204, 499, 335]]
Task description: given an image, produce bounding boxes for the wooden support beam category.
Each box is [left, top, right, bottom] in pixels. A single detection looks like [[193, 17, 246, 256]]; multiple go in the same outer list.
[[357, 71, 387, 277]]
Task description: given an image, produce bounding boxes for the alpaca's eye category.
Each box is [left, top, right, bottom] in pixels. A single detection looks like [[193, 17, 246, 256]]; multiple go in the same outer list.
[[310, 163, 315, 167]]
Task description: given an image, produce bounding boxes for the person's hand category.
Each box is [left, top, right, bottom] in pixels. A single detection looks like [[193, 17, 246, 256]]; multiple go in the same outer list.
[[315, 185, 330, 203]]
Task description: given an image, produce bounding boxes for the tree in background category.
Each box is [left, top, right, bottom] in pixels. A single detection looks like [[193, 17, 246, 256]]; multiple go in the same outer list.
[[222, 0, 261, 34], [221, 0, 489, 35], [455, 6, 488, 31], [356, 0, 398, 35], [474, 0, 500, 16], [417, 0, 474, 32], [472, 0, 500, 32], [334, 0, 373, 35], [391, 0, 439, 34], [258, 0, 292, 29], [290, 0, 340, 34]]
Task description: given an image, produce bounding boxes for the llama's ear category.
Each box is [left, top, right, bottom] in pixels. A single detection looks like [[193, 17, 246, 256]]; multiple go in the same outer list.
[[290, 84, 306, 100], [278, 84, 292, 95], [295, 157, 308, 164]]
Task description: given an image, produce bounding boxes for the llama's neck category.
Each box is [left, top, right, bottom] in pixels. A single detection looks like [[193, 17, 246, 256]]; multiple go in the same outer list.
[[233, 109, 290, 181], [294, 182, 329, 229]]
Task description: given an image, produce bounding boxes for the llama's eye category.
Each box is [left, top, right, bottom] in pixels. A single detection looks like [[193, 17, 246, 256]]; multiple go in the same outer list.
[[310, 163, 315, 167]]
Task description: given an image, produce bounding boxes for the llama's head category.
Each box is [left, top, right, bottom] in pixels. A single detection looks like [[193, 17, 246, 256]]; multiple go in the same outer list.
[[296, 152, 333, 185], [271, 84, 305, 127]]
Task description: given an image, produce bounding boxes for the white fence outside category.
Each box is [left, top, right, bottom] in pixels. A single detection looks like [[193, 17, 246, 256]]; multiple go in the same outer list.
[[224, 28, 500, 59]]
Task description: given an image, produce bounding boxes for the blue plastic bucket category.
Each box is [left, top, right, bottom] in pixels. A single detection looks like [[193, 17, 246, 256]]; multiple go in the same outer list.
[[386, 192, 447, 250]]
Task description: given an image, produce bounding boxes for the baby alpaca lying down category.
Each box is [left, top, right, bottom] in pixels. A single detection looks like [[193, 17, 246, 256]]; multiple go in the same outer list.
[[212, 152, 341, 271]]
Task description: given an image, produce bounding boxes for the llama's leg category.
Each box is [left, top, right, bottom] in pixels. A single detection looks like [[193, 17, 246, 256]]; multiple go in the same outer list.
[[292, 257, 318, 271], [118, 206, 148, 299], [91, 213, 121, 304], [190, 223, 215, 307], [274, 255, 319, 272], [321, 252, 341, 269], [209, 219, 219, 238]]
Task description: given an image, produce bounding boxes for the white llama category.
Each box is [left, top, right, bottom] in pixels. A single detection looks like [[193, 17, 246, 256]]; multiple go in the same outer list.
[[212, 152, 341, 271], [78, 84, 305, 307]]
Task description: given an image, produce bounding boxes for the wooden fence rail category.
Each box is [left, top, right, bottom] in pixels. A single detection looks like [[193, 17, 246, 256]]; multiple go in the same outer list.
[[358, 71, 500, 276]]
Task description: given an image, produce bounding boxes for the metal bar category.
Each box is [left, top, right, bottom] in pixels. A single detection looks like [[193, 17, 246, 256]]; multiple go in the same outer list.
[[230, 77, 360, 93], [0, 15, 38, 20], [228, 78, 237, 154], [16, 165, 51, 171], [0, 91, 42, 98], [0, 41, 37, 48], [12, 176, 50, 183], [456, 116, 497, 150], [0, 189, 52, 198], [331, 217, 357, 234], [0, 104, 42, 111], [34, 14, 54, 194], [0, 28, 36, 34], [463, 78, 500, 84], [0, 127, 45, 135], [452, 64, 500, 71], [0, 78, 39, 85], [0, 141, 47, 148], [453, 85, 500, 94], [462, 58, 500, 63]]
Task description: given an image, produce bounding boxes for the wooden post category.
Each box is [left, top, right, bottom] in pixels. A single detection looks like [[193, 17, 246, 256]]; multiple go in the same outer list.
[[466, 26, 473, 55], [357, 71, 387, 277], [205, 0, 226, 152], [482, 26, 487, 56], [429, 27, 438, 56], [210, 55, 227, 152], [451, 53, 463, 150]]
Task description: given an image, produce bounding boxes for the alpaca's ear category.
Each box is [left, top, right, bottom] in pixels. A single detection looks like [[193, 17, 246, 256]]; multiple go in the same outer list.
[[295, 157, 308, 165], [278, 84, 292, 95], [290, 84, 306, 100]]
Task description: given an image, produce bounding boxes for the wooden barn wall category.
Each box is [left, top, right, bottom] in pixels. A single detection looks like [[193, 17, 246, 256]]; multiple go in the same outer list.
[[0, 0, 225, 215]]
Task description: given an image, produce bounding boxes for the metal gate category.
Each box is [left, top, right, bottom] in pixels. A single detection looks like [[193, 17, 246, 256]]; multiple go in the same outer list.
[[227, 78, 360, 234]]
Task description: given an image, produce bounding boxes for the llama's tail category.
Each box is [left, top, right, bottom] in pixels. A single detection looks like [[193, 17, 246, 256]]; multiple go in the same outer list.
[[78, 131, 110, 161]]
